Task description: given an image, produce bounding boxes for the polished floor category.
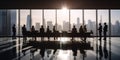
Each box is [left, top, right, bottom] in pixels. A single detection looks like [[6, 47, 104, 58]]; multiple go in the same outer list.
[[0, 37, 120, 60]]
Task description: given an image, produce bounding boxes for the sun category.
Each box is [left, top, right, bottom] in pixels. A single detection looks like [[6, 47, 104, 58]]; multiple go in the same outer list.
[[61, 6, 69, 14], [62, 6, 68, 11]]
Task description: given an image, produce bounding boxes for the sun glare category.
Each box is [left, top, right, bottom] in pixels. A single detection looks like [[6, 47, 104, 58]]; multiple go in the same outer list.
[[62, 6, 68, 11], [61, 6, 68, 13]]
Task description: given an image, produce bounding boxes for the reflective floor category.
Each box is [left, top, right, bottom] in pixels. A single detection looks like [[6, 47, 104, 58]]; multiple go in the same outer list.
[[0, 37, 120, 60]]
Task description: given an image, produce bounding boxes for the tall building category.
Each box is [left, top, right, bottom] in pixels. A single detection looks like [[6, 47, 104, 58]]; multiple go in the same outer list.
[[63, 21, 69, 32], [115, 20, 120, 35], [26, 15, 31, 31], [35, 23, 40, 30], [76, 17, 80, 31], [87, 20, 96, 35], [47, 21, 53, 31], [57, 24, 62, 32]]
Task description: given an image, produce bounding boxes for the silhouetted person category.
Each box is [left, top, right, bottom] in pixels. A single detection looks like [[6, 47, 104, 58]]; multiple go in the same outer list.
[[46, 26, 51, 40], [40, 25, 45, 41], [72, 25, 77, 40], [12, 24, 16, 39], [83, 25, 87, 42], [98, 23, 102, 40], [31, 26, 36, 41], [31, 26, 35, 32], [83, 25, 87, 33], [79, 25, 84, 33], [22, 24, 27, 43], [79, 25, 84, 40], [90, 30, 93, 35], [53, 26, 56, 40], [103, 23, 108, 40]]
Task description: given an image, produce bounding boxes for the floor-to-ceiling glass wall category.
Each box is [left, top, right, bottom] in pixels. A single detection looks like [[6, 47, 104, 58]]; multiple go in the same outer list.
[[98, 10, 109, 36], [71, 9, 82, 32], [84, 9, 96, 36], [57, 9, 69, 32], [20, 9, 30, 35], [44, 9, 56, 31], [111, 10, 120, 36], [32, 10, 42, 31]]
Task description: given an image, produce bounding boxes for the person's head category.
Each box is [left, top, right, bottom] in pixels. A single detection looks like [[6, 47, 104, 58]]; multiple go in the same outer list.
[[13, 24, 15, 26], [104, 22, 107, 25], [53, 26, 55, 28], [32, 26, 34, 28], [80, 25, 82, 28], [73, 25, 75, 28], [23, 24, 25, 27], [84, 25, 86, 27], [99, 23, 101, 25], [41, 25, 43, 28]]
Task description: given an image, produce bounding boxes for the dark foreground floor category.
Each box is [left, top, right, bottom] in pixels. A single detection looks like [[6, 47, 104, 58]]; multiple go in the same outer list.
[[0, 37, 120, 60]]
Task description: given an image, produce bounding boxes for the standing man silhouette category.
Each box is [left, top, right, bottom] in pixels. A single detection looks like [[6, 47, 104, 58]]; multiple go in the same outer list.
[[31, 26, 36, 41], [103, 22, 108, 40], [22, 24, 27, 43], [40, 25, 45, 41], [12, 24, 16, 39], [98, 23, 102, 40], [53, 26, 56, 40]]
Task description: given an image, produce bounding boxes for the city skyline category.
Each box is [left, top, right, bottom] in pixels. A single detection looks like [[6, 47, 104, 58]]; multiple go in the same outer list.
[[1, 9, 120, 36], [19, 9, 120, 26]]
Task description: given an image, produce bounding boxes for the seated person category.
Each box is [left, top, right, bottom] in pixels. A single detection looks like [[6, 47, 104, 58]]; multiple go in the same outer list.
[[72, 25, 77, 33], [72, 25, 77, 40], [83, 25, 87, 33], [79, 25, 84, 33]]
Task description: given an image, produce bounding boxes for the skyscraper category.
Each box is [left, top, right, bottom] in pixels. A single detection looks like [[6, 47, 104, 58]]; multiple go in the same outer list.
[[63, 21, 69, 32], [26, 15, 31, 31], [76, 17, 80, 31], [35, 23, 40, 30], [47, 21, 53, 31]]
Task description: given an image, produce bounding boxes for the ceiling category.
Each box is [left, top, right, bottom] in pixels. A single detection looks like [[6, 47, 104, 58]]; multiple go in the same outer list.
[[0, 0, 120, 9]]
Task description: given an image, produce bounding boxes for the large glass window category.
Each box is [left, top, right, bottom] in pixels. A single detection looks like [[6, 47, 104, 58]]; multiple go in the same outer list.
[[32, 10, 42, 31], [111, 10, 120, 36], [44, 9, 56, 31], [71, 9, 82, 32], [98, 10, 109, 36], [84, 9, 96, 35], [20, 10, 30, 35], [57, 9, 69, 32]]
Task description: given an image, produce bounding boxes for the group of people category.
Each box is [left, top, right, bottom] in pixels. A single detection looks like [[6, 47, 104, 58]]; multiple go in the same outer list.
[[72, 25, 87, 34], [98, 22, 108, 40], [12, 22, 108, 41], [21, 25, 58, 41]]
